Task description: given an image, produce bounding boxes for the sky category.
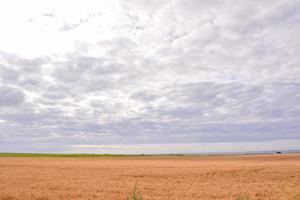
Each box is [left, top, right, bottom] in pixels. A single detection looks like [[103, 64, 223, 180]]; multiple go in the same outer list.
[[0, 0, 300, 154]]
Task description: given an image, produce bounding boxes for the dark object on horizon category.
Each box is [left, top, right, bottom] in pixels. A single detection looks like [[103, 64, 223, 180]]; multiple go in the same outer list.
[[276, 151, 282, 154]]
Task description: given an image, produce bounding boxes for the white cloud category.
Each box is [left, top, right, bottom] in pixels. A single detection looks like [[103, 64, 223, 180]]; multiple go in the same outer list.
[[0, 86, 25, 107], [0, 0, 300, 153]]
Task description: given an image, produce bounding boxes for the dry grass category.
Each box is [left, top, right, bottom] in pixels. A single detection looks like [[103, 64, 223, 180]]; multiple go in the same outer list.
[[0, 154, 300, 200]]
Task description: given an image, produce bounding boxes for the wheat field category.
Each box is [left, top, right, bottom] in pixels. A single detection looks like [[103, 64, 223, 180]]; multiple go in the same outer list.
[[0, 154, 299, 200]]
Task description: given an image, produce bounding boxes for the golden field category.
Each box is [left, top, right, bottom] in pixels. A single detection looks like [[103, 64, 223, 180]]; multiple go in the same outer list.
[[0, 154, 299, 200]]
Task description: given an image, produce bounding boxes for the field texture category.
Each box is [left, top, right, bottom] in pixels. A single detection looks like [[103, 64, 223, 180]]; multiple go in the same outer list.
[[0, 154, 299, 200]]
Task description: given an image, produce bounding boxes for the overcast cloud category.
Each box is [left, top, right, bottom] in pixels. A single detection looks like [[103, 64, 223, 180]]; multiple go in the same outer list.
[[0, 0, 300, 153]]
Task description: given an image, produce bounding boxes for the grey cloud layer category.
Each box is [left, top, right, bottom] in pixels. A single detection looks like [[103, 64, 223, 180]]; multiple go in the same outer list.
[[0, 0, 300, 152]]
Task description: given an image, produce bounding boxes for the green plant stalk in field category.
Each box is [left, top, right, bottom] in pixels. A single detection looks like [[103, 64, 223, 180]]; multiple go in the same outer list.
[[236, 193, 250, 200], [126, 183, 143, 200]]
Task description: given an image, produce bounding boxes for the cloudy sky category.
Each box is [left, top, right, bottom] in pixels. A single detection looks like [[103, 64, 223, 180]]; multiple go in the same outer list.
[[0, 0, 300, 154]]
